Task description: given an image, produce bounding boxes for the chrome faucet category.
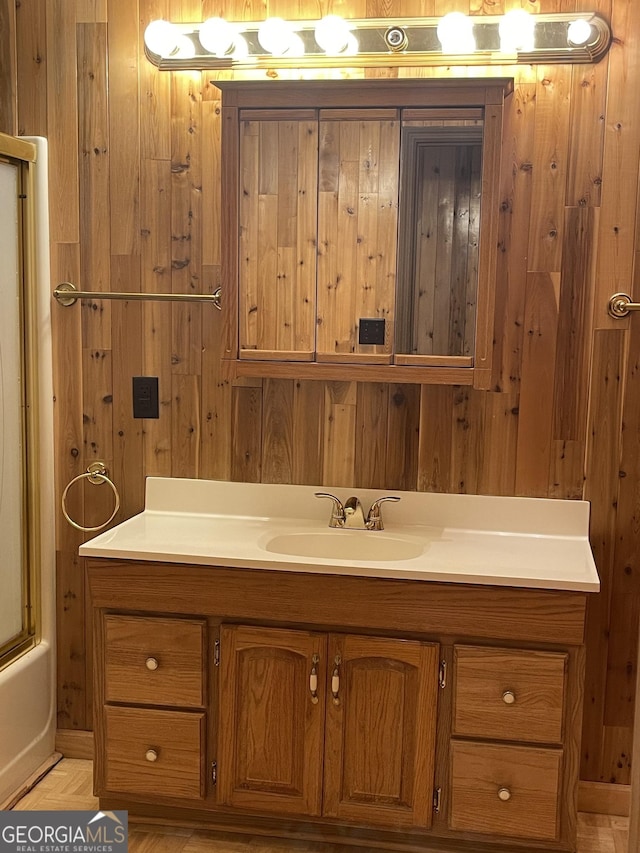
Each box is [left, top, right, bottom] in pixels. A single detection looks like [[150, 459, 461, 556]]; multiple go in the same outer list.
[[314, 493, 400, 531]]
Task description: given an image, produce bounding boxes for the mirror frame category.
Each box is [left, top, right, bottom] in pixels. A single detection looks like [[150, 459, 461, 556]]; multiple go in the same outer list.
[[219, 77, 513, 388]]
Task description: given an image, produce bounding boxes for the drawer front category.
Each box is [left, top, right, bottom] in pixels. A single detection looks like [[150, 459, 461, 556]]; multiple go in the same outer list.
[[453, 645, 566, 743], [104, 614, 205, 707], [449, 741, 562, 841], [104, 706, 205, 800]]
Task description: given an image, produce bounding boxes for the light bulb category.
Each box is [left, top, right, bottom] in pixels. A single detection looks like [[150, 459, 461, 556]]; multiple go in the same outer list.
[[499, 10, 535, 53], [144, 19, 179, 57], [437, 13, 475, 54], [199, 17, 236, 57], [567, 19, 593, 46], [258, 18, 295, 56], [174, 34, 196, 59], [231, 34, 249, 60], [343, 33, 359, 56], [315, 15, 352, 54], [284, 33, 305, 58]]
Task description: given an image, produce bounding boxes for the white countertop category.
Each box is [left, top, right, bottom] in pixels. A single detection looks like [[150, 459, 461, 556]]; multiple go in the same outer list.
[[79, 478, 600, 592]]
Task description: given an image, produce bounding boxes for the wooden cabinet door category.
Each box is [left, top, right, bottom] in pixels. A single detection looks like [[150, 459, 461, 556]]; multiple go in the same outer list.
[[323, 634, 439, 828], [218, 625, 326, 816], [316, 111, 400, 364], [238, 110, 318, 361]]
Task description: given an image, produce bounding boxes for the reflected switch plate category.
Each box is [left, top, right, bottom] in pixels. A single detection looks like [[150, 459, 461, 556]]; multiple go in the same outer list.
[[358, 318, 385, 345]]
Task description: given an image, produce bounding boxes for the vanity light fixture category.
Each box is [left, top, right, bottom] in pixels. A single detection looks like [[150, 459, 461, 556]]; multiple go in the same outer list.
[[143, 12, 612, 71]]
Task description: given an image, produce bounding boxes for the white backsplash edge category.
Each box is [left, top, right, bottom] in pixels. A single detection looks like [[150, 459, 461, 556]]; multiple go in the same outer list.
[[144, 477, 591, 539]]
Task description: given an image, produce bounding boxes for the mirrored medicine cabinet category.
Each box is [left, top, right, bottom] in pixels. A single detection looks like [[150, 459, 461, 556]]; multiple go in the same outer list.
[[219, 77, 513, 389]]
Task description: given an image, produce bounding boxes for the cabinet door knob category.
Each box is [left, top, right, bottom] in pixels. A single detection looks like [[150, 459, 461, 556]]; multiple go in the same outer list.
[[145, 749, 158, 762], [145, 657, 159, 671], [502, 690, 516, 704], [497, 787, 511, 801]]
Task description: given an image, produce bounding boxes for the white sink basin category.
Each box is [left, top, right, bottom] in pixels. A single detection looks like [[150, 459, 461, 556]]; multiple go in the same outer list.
[[264, 531, 425, 562]]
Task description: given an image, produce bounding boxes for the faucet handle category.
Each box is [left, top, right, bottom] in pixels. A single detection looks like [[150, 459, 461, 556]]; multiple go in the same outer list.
[[366, 496, 401, 531], [314, 492, 346, 528]]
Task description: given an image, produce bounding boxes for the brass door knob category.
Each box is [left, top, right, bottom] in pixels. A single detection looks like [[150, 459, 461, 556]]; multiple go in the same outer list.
[[497, 787, 511, 801], [502, 690, 516, 704], [145, 749, 158, 762], [145, 657, 159, 671]]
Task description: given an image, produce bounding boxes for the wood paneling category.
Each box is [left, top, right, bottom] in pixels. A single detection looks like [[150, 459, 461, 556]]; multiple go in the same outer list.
[[9, 0, 640, 790], [15, 0, 47, 138], [0, 0, 16, 134]]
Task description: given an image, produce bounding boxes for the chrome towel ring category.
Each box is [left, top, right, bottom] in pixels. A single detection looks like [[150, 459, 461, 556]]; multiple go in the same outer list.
[[61, 461, 120, 532]]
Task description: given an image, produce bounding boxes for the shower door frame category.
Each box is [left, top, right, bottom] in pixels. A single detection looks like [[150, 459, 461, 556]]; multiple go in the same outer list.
[[0, 132, 55, 807], [0, 135, 40, 670]]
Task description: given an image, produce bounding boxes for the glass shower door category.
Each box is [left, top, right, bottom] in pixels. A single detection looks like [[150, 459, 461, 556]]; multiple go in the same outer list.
[[0, 152, 33, 664], [0, 135, 55, 807]]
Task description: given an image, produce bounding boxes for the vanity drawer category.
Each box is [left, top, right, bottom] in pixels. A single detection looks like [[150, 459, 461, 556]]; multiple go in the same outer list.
[[104, 705, 205, 800], [453, 645, 566, 743], [104, 614, 206, 707], [449, 741, 561, 841]]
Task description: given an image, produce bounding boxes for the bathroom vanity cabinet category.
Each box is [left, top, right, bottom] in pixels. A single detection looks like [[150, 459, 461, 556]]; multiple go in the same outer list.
[[88, 559, 586, 853]]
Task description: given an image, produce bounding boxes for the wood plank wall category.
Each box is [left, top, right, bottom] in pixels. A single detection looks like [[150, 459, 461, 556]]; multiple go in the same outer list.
[[1, 0, 640, 787]]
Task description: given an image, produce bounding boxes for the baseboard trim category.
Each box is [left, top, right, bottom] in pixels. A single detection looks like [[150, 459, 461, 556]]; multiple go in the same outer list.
[[578, 780, 631, 816], [55, 729, 94, 761]]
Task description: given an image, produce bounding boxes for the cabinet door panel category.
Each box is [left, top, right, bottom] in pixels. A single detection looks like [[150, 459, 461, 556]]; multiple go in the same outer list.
[[324, 634, 439, 828], [239, 116, 318, 359], [219, 625, 326, 816], [317, 117, 399, 362]]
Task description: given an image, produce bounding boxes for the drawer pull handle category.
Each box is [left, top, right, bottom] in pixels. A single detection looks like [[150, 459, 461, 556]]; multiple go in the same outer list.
[[310, 654, 319, 704], [145, 749, 158, 762], [502, 690, 516, 704], [331, 654, 342, 705], [497, 787, 512, 802], [145, 657, 159, 671]]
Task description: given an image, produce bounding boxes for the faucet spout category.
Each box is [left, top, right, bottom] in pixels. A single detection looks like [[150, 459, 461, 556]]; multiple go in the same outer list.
[[343, 496, 366, 529]]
